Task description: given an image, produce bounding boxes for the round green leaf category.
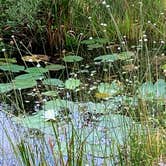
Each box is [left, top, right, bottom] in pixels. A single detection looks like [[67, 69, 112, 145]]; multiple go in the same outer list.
[[94, 54, 118, 62], [43, 78, 64, 87], [12, 79, 37, 90], [0, 64, 24, 72], [0, 83, 13, 93], [46, 64, 65, 71], [65, 78, 81, 90], [63, 56, 83, 62], [25, 67, 48, 74], [15, 73, 44, 80], [97, 80, 123, 96], [41, 91, 58, 97]]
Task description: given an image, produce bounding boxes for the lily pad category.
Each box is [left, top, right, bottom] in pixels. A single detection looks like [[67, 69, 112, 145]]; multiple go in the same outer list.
[[97, 80, 123, 96], [0, 64, 24, 72], [65, 78, 81, 90], [12, 79, 37, 90], [15, 73, 44, 80], [138, 79, 166, 101], [154, 79, 166, 99], [44, 99, 72, 110], [15, 112, 139, 158], [25, 67, 48, 74], [63, 56, 83, 62], [43, 78, 64, 87], [45, 64, 65, 71], [81, 38, 109, 45], [94, 54, 118, 62], [41, 91, 58, 97], [0, 83, 13, 93]]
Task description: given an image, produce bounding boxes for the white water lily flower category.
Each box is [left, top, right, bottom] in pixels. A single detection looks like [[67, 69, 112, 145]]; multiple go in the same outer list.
[[44, 109, 55, 120]]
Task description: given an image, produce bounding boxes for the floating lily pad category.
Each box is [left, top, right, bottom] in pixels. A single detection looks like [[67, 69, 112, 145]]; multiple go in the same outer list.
[[43, 78, 64, 87], [41, 91, 58, 97], [97, 80, 123, 96], [12, 110, 53, 135], [0, 64, 24, 72], [63, 56, 83, 62], [94, 54, 118, 62], [0, 83, 13, 93], [14, 111, 139, 158], [15, 73, 44, 80], [154, 79, 166, 99], [45, 64, 65, 71], [25, 67, 48, 74], [138, 79, 166, 101], [65, 78, 81, 90], [12, 79, 37, 90]]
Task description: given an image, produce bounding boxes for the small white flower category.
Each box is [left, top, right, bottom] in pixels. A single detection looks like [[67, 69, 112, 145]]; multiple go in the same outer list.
[[143, 34, 147, 38], [42, 99, 47, 102], [11, 35, 14, 38], [45, 109, 55, 120], [106, 5, 110, 8], [1, 48, 6, 52], [66, 92, 71, 99], [102, 1, 106, 5], [138, 2, 143, 6], [144, 38, 148, 42], [89, 86, 97, 91], [134, 66, 139, 70], [37, 63, 41, 67], [147, 20, 151, 24], [88, 16, 92, 20], [103, 23, 107, 27], [89, 37, 93, 40], [160, 40, 165, 44], [153, 41, 156, 44], [28, 59, 33, 62]]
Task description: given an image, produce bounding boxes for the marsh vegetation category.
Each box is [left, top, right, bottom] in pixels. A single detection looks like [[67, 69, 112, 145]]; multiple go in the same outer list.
[[0, 0, 166, 165]]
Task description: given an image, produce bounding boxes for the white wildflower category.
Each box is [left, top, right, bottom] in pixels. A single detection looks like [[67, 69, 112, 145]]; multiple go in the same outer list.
[[45, 109, 55, 120]]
